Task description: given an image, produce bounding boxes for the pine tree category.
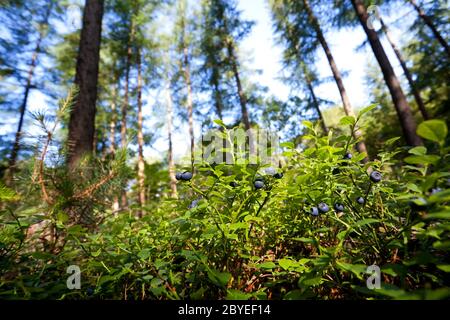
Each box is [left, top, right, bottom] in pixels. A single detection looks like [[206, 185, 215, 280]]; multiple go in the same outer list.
[[0, 0, 58, 179], [408, 0, 450, 58], [379, 17, 429, 120], [67, 0, 105, 168], [270, 0, 368, 156], [350, 0, 422, 146]]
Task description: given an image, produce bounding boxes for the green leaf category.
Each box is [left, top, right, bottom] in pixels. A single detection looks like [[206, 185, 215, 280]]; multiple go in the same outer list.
[[339, 116, 356, 126], [299, 276, 323, 287], [302, 120, 313, 129], [207, 269, 231, 288], [353, 218, 380, 229], [335, 261, 367, 279], [425, 211, 450, 220], [404, 155, 440, 165], [258, 262, 276, 269], [283, 290, 304, 300], [358, 104, 377, 117], [408, 146, 427, 156], [280, 141, 294, 149], [0, 183, 18, 201], [213, 119, 226, 128], [385, 137, 401, 146], [437, 265, 450, 272], [278, 259, 294, 270], [138, 249, 151, 260], [417, 120, 447, 144], [226, 289, 252, 300]]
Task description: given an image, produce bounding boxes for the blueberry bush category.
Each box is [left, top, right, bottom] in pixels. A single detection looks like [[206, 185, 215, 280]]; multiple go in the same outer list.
[[0, 109, 449, 300]]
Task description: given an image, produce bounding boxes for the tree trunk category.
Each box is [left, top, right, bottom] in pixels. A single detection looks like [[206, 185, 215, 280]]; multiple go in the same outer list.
[[109, 82, 118, 155], [303, 0, 368, 157], [409, 0, 450, 58], [212, 71, 224, 120], [306, 79, 328, 134], [119, 15, 135, 208], [380, 18, 429, 120], [226, 41, 251, 131], [108, 72, 120, 212], [183, 47, 195, 171], [166, 85, 178, 199], [67, 0, 105, 169], [136, 46, 146, 217], [8, 1, 54, 176], [351, 0, 422, 147], [225, 38, 256, 159]]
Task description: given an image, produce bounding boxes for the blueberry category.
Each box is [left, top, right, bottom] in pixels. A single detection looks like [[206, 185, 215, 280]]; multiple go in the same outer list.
[[430, 187, 442, 195], [254, 180, 265, 189], [175, 172, 182, 180], [334, 203, 344, 212], [274, 172, 283, 179], [181, 171, 193, 181], [230, 181, 238, 188], [86, 287, 94, 296], [318, 202, 329, 213], [188, 199, 199, 209], [265, 167, 277, 176], [310, 207, 319, 216], [343, 153, 352, 160], [356, 197, 365, 205], [370, 171, 382, 183]]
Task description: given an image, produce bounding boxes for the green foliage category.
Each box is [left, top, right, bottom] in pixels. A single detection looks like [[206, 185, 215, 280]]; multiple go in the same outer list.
[[1, 112, 448, 300]]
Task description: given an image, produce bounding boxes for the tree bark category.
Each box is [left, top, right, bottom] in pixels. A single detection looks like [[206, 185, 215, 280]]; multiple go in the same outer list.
[[67, 0, 105, 169], [409, 0, 450, 58], [8, 1, 54, 175], [119, 15, 135, 208], [351, 0, 422, 147], [306, 79, 328, 134], [212, 71, 224, 120], [109, 82, 118, 155], [183, 47, 195, 171], [303, 0, 368, 157], [226, 41, 251, 131], [136, 46, 146, 217], [166, 84, 178, 199], [108, 71, 120, 212], [380, 18, 429, 120]]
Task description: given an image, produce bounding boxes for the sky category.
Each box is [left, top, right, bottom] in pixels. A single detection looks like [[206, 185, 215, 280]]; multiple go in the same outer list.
[[3, 0, 417, 164]]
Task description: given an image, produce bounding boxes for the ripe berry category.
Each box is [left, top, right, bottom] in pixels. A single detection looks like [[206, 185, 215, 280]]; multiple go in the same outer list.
[[274, 172, 283, 179], [188, 199, 199, 209], [343, 153, 352, 160], [175, 172, 182, 180], [254, 180, 265, 189], [181, 171, 193, 181], [430, 187, 442, 195], [230, 181, 238, 188], [265, 167, 276, 176], [334, 203, 344, 212], [318, 202, 329, 213], [356, 197, 365, 205], [310, 207, 319, 216], [370, 171, 382, 183]]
